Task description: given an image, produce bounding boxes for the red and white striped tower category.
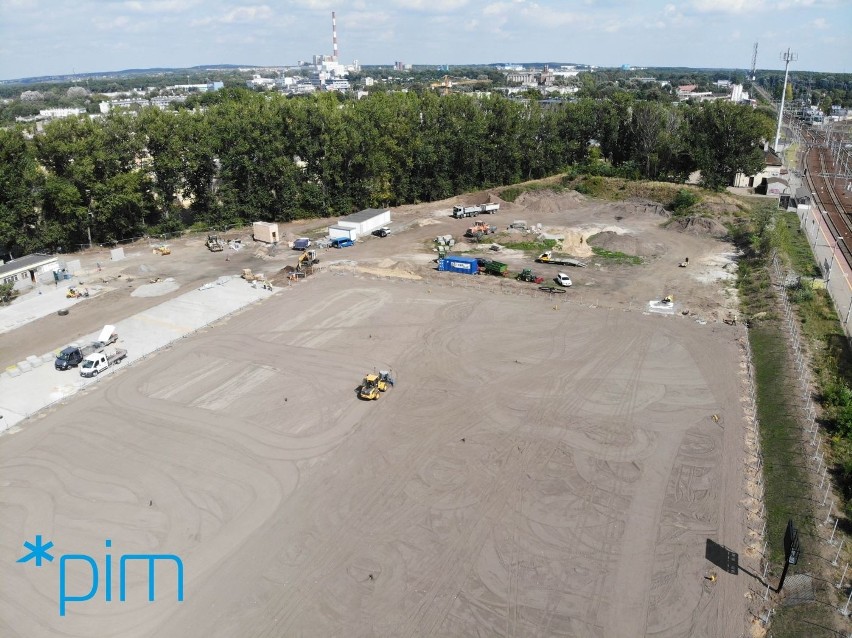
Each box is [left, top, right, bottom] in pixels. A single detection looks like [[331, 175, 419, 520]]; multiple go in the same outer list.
[[332, 11, 338, 61]]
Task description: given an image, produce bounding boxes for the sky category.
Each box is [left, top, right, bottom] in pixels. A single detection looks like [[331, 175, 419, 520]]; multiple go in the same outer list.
[[0, 0, 850, 80]]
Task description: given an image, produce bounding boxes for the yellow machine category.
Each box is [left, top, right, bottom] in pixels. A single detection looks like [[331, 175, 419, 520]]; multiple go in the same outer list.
[[359, 371, 392, 400], [152, 244, 171, 255], [297, 250, 319, 272]]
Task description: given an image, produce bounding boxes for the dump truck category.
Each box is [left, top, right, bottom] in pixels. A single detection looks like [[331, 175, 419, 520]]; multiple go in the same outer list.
[[80, 347, 127, 378], [535, 250, 587, 268], [359, 371, 394, 400], [516, 268, 544, 284], [206, 235, 224, 252], [452, 203, 500, 218]]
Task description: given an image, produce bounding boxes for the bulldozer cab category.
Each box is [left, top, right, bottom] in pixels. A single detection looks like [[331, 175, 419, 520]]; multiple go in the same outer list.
[[360, 374, 383, 400]]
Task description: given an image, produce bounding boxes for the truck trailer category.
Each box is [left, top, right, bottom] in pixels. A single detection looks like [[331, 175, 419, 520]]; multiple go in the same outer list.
[[451, 203, 500, 218]]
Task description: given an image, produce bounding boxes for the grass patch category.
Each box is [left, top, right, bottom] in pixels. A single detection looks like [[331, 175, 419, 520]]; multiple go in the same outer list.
[[736, 205, 852, 636], [750, 322, 815, 563], [590, 246, 643, 265], [776, 212, 821, 278], [501, 238, 557, 253]]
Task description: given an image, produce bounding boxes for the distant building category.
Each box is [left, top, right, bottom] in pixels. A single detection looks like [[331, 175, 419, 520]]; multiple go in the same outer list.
[[733, 147, 785, 189], [38, 107, 84, 119], [246, 74, 277, 90]]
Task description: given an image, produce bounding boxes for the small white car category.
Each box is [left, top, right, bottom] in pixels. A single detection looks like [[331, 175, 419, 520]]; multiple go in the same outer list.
[[555, 273, 572, 287]]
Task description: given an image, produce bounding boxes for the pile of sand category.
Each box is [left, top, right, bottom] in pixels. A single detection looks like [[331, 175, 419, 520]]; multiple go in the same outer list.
[[669, 216, 728, 238], [544, 224, 633, 259], [514, 190, 586, 214]]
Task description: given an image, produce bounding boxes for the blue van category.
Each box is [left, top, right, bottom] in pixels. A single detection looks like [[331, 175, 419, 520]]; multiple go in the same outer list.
[[330, 237, 354, 248]]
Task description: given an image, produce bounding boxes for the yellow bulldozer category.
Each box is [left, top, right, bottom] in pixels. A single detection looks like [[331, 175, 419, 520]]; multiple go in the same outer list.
[[152, 244, 171, 256], [359, 371, 394, 400]]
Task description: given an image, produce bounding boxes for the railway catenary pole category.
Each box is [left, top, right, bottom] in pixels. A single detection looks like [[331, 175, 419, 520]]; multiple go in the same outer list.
[[774, 48, 797, 152]]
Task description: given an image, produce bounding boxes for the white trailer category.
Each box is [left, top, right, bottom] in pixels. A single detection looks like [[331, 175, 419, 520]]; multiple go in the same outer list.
[[452, 203, 500, 218]]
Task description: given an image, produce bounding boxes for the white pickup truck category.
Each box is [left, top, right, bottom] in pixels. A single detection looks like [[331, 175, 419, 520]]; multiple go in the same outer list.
[[80, 348, 127, 378]]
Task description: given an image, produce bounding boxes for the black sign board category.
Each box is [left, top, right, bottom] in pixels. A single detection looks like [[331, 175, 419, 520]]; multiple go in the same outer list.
[[784, 519, 801, 565]]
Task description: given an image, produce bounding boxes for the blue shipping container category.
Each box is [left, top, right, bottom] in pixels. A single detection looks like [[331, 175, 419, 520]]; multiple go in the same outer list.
[[438, 256, 479, 274]]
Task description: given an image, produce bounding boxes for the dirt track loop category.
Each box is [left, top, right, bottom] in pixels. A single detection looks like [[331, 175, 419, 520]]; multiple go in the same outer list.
[[0, 273, 747, 637]]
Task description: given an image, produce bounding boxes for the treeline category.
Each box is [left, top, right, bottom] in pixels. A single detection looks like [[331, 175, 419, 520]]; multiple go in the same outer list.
[[0, 90, 772, 256]]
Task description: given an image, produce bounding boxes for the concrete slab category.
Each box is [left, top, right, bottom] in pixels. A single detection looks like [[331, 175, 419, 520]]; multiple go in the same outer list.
[[0, 277, 275, 431]]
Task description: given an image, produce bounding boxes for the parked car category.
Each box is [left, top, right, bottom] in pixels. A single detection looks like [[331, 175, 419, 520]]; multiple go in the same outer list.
[[330, 237, 355, 248], [372, 227, 391, 238], [555, 272, 573, 287]]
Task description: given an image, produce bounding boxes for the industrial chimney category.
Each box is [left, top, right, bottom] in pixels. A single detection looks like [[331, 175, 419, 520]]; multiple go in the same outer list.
[[332, 11, 338, 61]]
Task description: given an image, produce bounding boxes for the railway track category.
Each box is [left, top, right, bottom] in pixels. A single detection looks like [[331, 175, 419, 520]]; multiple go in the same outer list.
[[802, 126, 852, 267]]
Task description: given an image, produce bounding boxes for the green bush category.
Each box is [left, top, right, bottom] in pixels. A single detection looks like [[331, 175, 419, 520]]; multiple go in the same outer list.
[[500, 186, 524, 203], [671, 189, 700, 214], [574, 176, 606, 197]]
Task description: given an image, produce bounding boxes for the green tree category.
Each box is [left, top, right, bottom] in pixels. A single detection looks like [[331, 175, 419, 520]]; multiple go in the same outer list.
[[684, 101, 774, 190], [0, 129, 45, 255]]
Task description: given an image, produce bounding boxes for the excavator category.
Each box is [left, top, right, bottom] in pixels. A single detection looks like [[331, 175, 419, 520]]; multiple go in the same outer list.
[[359, 371, 394, 400], [297, 249, 319, 273]]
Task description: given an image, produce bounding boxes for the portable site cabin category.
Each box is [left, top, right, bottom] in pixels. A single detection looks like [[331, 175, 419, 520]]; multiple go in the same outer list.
[[438, 255, 479, 275], [0, 253, 59, 290], [328, 225, 358, 241], [332, 208, 391, 239], [252, 222, 280, 244]]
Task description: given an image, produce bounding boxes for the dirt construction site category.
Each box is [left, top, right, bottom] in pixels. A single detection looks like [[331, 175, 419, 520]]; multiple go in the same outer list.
[[0, 188, 756, 636]]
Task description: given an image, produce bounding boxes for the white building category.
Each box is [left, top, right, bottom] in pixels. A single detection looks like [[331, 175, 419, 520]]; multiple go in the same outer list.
[[329, 208, 391, 239], [0, 253, 59, 289], [39, 107, 85, 118], [246, 74, 277, 90]]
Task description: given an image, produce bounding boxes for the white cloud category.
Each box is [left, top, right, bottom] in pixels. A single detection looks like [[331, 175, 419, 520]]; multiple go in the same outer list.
[[192, 4, 273, 26], [123, 0, 199, 12], [690, 0, 755, 13], [810, 17, 828, 28], [393, 0, 469, 10], [95, 15, 131, 29]]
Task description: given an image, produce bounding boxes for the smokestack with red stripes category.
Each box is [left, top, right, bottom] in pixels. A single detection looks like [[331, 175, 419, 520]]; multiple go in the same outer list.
[[332, 11, 338, 61]]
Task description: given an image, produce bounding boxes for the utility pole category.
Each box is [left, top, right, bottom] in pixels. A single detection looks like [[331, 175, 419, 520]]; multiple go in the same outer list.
[[773, 48, 797, 152]]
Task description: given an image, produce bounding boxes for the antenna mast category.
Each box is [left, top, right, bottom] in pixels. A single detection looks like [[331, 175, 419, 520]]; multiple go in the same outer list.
[[332, 11, 338, 61], [750, 42, 758, 81]]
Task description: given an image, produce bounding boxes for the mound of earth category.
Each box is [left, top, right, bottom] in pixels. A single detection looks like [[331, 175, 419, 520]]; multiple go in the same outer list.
[[514, 190, 586, 214], [669, 216, 728, 238], [587, 231, 664, 258]]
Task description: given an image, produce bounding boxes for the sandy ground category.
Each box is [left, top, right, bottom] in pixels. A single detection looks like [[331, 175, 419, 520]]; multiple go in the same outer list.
[[0, 190, 751, 636]]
